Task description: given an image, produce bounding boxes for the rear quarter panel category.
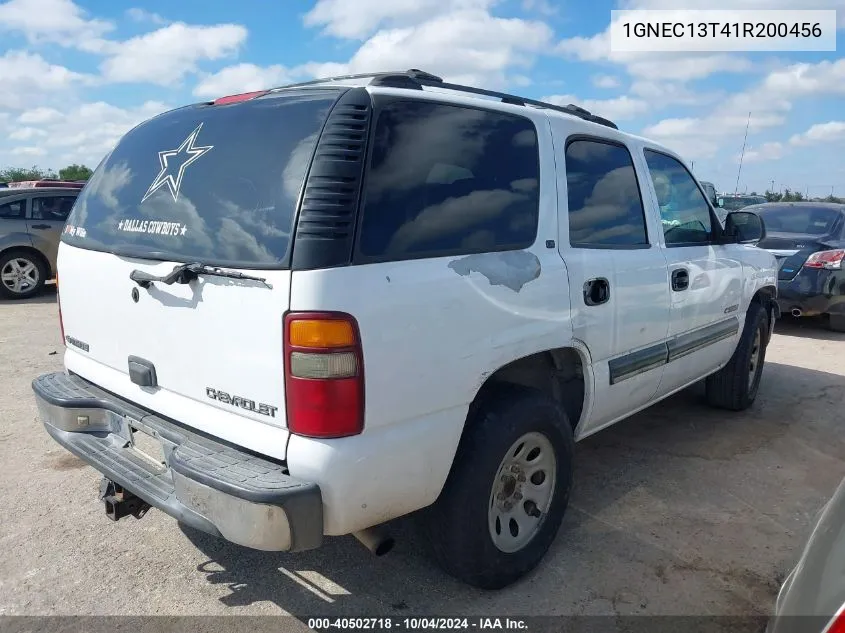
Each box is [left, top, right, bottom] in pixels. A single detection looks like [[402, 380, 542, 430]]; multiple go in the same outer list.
[[286, 110, 581, 534]]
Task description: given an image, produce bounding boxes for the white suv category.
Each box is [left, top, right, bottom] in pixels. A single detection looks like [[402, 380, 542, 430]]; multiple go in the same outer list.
[[33, 69, 779, 589]]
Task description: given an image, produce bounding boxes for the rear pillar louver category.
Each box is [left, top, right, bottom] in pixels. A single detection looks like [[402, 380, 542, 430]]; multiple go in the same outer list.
[[291, 88, 372, 270]]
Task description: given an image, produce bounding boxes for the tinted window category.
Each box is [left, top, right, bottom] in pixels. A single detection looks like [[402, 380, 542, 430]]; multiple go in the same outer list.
[[0, 200, 23, 219], [62, 90, 340, 268], [565, 139, 648, 247], [33, 196, 77, 221], [358, 101, 539, 260], [757, 205, 840, 235], [644, 150, 712, 245]]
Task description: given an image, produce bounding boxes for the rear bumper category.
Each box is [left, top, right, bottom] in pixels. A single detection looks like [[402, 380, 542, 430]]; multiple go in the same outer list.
[[777, 268, 845, 317], [33, 371, 323, 552]]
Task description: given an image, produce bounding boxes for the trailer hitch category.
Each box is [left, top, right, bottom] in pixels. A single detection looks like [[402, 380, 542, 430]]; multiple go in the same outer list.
[[99, 478, 151, 521]]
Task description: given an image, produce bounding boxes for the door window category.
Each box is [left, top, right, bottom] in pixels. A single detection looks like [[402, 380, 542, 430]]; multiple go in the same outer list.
[[644, 150, 713, 246], [32, 196, 77, 221], [0, 200, 24, 219], [565, 139, 649, 248]]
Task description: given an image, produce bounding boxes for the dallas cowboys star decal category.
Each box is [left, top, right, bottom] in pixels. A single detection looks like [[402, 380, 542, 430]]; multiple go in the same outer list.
[[141, 123, 213, 203]]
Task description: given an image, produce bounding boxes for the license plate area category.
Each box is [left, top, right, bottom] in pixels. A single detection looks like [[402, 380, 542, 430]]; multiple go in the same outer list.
[[128, 426, 167, 472]]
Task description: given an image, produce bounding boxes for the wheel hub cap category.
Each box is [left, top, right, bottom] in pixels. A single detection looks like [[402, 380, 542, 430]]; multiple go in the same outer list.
[[1, 258, 39, 294], [488, 431, 557, 553]]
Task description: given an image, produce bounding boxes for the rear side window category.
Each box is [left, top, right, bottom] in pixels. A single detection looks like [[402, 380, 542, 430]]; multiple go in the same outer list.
[[357, 101, 540, 261], [62, 90, 340, 269], [565, 139, 648, 248], [33, 196, 77, 221], [0, 200, 23, 219]]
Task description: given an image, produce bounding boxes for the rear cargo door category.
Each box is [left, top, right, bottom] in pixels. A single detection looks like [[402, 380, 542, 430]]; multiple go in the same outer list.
[[57, 89, 343, 459]]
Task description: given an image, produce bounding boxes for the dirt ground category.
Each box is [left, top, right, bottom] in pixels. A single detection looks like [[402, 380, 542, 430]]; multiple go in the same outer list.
[[1, 287, 844, 621]]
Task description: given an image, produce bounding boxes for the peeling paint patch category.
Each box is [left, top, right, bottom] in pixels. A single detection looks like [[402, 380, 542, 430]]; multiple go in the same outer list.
[[448, 250, 541, 292]]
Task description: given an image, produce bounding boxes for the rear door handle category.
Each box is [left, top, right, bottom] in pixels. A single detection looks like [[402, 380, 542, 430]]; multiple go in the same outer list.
[[30, 224, 51, 230], [584, 277, 610, 306], [671, 268, 689, 291]]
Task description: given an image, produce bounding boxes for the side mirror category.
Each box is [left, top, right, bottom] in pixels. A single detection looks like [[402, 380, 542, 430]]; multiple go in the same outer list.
[[724, 211, 765, 244]]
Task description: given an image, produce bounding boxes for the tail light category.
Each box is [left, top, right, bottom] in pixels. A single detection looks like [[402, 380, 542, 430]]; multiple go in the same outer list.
[[212, 90, 269, 105], [804, 249, 844, 270], [56, 270, 65, 344], [283, 312, 364, 438], [823, 602, 845, 633]]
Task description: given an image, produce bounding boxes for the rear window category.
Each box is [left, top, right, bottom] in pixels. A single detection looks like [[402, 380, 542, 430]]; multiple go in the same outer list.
[[758, 205, 840, 235], [357, 100, 540, 261], [62, 90, 340, 268]]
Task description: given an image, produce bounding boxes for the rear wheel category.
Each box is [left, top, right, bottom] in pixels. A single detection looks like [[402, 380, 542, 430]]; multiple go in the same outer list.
[[422, 385, 574, 589], [0, 249, 45, 300], [828, 314, 845, 333], [705, 302, 768, 411]]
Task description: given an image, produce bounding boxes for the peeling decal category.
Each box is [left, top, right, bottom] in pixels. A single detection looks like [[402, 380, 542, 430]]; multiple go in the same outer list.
[[448, 250, 541, 292], [142, 123, 213, 203]]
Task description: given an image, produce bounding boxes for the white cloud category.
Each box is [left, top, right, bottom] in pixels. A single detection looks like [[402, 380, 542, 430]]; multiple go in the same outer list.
[[10, 146, 48, 157], [8, 127, 47, 141], [544, 94, 650, 121], [301, 9, 553, 88], [126, 8, 166, 25], [303, 0, 495, 39], [0, 101, 169, 169], [0, 0, 112, 48], [0, 51, 88, 109], [741, 142, 785, 163], [17, 107, 62, 124], [99, 22, 248, 85], [790, 121, 845, 146], [193, 63, 292, 98], [592, 74, 621, 89]]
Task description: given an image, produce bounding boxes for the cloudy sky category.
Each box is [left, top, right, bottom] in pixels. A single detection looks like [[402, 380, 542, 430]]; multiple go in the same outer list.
[[0, 0, 843, 196]]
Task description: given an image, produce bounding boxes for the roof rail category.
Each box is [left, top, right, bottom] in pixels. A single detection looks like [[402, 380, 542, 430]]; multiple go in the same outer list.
[[269, 69, 618, 130]]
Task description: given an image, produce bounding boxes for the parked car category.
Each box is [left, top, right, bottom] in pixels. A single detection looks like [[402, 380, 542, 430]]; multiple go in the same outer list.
[[32, 69, 778, 589], [700, 181, 718, 206], [0, 187, 80, 299], [753, 202, 845, 331], [5, 179, 85, 189], [767, 474, 845, 633], [718, 194, 768, 212]]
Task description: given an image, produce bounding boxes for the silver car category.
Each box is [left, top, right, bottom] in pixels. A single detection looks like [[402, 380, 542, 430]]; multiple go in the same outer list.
[[0, 187, 79, 299], [768, 474, 845, 633]]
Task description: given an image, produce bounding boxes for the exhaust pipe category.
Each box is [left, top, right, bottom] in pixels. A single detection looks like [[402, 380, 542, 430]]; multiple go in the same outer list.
[[792, 308, 803, 318], [352, 525, 395, 556]]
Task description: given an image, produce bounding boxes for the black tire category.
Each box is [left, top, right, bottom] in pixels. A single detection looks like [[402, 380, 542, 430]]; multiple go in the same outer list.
[[421, 384, 574, 589], [0, 249, 46, 300], [828, 314, 845, 333], [705, 302, 768, 411]]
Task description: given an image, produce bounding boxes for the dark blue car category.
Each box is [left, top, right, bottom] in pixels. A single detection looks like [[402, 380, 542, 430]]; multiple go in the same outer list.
[[753, 202, 845, 332]]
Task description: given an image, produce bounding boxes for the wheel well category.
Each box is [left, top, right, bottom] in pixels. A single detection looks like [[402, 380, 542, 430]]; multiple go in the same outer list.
[[0, 245, 51, 278], [473, 348, 585, 432], [750, 285, 777, 343]]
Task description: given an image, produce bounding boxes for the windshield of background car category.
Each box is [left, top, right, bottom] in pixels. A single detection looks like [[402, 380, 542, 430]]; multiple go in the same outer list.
[[61, 89, 341, 269], [757, 205, 841, 235]]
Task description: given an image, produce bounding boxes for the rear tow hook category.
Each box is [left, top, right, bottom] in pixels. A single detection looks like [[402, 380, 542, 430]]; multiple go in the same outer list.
[[99, 478, 152, 521]]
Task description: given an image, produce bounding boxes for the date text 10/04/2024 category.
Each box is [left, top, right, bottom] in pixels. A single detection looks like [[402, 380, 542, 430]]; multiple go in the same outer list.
[[308, 618, 529, 630]]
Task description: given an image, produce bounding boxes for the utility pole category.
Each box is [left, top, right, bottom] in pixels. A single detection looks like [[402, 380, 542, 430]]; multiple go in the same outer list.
[[770, 179, 775, 192]]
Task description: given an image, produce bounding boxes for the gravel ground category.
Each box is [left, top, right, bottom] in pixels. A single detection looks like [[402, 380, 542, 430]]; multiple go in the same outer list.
[[1, 287, 844, 622]]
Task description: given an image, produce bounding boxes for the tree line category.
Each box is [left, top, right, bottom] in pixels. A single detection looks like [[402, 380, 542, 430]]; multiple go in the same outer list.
[[0, 164, 93, 182], [761, 189, 844, 204]]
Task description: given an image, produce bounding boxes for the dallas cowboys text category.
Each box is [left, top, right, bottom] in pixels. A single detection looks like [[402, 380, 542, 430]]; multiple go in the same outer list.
[[117, 219, 187, 236]]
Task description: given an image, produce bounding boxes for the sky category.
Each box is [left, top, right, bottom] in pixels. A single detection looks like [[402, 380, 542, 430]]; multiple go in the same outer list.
[[0, 0, 843, 196]]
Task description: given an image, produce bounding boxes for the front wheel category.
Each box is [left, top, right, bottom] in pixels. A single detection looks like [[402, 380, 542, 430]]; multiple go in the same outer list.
[[421, 385, 574, 589], [705, 303, 768, 411]]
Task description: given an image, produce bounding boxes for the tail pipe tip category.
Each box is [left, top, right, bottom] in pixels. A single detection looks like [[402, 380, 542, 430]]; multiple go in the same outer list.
[[352, 525, 395, 557], [791, 308, 803, 318]]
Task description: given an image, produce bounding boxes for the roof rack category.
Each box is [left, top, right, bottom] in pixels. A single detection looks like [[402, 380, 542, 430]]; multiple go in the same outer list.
[[269, 69, 618, 130]]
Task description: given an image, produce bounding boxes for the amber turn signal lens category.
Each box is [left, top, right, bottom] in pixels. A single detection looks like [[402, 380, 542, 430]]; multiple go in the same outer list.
[[288, 319, 355, 348]]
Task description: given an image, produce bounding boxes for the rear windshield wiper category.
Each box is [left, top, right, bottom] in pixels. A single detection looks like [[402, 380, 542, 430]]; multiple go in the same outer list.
[[130, 262, 272, 289]]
